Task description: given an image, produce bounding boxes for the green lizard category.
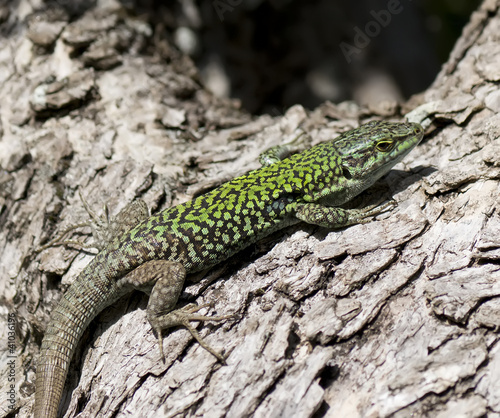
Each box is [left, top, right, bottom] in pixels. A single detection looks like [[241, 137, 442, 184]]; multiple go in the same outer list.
[[34, 120, 423, 418]]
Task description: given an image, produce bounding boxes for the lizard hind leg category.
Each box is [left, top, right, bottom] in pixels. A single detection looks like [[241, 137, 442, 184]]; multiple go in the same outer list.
[[123, 260, 230, 363], [35, 193, 149, 253]]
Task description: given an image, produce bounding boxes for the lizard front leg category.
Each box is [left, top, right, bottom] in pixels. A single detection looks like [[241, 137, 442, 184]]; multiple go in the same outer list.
[[295, 200, 395, 228], [258, 130, 309, 166], [123, 260, 231, 362]]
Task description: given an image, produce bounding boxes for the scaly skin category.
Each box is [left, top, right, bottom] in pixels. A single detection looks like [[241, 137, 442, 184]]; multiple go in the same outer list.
[[34, 120, 423, 417]]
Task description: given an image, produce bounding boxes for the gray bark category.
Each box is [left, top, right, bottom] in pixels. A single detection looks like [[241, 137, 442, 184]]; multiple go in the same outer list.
[[1, 1, 500, 417]]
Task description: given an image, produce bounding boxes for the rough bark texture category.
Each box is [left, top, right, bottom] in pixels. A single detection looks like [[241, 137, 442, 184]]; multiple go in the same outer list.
[[1, 1, 500, 417]]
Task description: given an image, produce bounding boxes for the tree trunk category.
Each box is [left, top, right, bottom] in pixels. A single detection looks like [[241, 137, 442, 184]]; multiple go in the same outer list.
[[2, 1, 500, 417]]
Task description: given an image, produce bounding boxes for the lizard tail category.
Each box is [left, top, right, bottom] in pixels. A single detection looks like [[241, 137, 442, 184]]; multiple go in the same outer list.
[[34, 263, 122, 418]]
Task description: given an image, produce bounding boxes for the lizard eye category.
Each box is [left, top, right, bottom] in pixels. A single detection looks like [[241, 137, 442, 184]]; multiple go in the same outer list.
[[376, 140, 395, 152]]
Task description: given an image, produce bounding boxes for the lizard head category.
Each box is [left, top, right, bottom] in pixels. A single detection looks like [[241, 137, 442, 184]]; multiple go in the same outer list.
[[333, 120, 423, 197], [303, 120, 423, 206]]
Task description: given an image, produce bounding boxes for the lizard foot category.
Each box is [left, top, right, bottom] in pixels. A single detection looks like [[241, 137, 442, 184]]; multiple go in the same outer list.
[[149, 303, 233, 364]]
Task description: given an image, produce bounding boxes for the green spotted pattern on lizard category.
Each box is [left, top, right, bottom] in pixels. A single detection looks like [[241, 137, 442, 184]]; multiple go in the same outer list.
[[34, 120, 424, 418]]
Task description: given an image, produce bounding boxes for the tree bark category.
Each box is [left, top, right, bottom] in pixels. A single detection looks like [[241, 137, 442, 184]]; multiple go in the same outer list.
[[2, 1, 500, 417]]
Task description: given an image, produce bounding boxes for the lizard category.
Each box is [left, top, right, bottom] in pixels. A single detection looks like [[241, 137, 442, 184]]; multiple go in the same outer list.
[[34, 120, 424, 418]]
